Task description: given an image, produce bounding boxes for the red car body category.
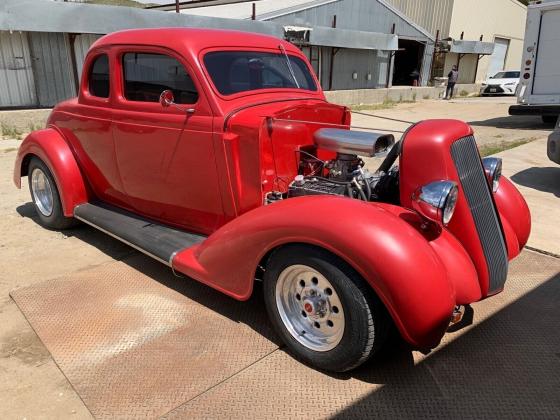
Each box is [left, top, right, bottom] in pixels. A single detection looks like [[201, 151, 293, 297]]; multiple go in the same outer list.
[[14, 28, 530, 352]]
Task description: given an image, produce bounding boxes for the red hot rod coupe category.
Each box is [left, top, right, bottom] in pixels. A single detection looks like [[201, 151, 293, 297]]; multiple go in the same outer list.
[[14, 28, 531, 372]]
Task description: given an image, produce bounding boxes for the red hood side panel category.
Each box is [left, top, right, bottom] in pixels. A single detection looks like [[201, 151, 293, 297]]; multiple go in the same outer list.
[[223, 100, 348, 216]]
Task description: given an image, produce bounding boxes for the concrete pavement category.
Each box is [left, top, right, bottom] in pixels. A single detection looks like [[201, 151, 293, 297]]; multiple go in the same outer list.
[[496, 138, 560, 255], [1, 97, 559, 419]]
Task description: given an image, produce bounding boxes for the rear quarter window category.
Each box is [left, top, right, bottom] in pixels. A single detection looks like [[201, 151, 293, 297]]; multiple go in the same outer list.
[[88, 54, 110, 98]]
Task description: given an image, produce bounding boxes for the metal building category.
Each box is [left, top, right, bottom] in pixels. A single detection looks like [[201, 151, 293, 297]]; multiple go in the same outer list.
[[1, 0, 510, 109], [1, 0, 404, 108], [155, 0, 437, 89], [384, 0, 527, 83]]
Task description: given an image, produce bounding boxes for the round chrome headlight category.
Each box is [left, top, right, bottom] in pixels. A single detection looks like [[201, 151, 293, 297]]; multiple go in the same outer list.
[[412, 180, 459, 226], [482, 157, 502, 192]]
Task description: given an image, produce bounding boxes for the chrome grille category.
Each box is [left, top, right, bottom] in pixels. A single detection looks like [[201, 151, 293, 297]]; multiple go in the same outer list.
[[451, 136, 508, 293]]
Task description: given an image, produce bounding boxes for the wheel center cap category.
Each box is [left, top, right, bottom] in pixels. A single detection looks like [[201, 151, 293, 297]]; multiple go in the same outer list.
[[303, 297, 327, 319]]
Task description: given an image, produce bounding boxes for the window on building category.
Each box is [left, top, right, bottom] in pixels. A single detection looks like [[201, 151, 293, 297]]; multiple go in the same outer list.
[[89, 54, 110, 98], [122, 52, 198, 104]]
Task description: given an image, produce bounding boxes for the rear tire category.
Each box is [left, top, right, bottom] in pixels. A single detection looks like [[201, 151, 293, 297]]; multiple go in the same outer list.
[[542, 115, 558, 125], [27, 157, 76, 230], [263, 244, 390, 372]]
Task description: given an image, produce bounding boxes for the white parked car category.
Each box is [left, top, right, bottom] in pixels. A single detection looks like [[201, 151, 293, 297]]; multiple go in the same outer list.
[[480, 71, 520, 96]]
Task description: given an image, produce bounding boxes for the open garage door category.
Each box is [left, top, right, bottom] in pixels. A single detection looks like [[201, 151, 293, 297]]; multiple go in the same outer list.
[[392, 39, 424, 86], [487, 37, 509, 78]]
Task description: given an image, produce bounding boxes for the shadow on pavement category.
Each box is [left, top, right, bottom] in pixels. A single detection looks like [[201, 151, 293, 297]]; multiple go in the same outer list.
[[468, 115, 551, 130], [333, 271, 560, 419], [17, 200, 281, 345], [511, 167, 560, 197], [17, 201, 137, 261]]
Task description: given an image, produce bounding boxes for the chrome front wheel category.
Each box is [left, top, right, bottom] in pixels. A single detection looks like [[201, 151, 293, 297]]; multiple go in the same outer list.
[[276, 264, 345, 352], [31, 167, 54, 217], [264, 245, 391, 372]]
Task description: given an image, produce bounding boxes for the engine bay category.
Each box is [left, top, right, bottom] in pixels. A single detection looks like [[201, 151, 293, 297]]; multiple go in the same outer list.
[[267, 128, 401, 205], [287, 151, 400, 203]]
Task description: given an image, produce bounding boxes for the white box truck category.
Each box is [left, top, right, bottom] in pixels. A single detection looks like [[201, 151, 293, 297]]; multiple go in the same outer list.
[[509, 0, 560, 125]]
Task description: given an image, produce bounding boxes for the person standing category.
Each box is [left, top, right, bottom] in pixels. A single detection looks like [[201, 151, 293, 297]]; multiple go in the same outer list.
[[410, 68, 420, 86], [444, 65, 459, 99]]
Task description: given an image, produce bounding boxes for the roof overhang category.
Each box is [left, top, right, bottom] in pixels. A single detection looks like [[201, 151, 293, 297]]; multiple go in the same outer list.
[[309, 26, 399, 51], [0, 0, 282, 36], [449, 40, 495, 55], [1, 0, 398, 52]]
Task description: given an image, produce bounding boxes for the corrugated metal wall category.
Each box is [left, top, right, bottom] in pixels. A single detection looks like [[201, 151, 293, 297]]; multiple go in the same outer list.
[[266, 0, 434, 87], [421, 41, 434, 84], [301, 46, 390, 90], [0, 31, 37, 107], [266, 0, 433, 42], [327, 48, 390, 90], [385, 0, 454, 38], [74, 33, 102, 79], [28, 32, 76, 107]]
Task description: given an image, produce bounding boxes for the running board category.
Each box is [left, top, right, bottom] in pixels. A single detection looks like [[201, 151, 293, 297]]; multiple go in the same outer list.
[[74, 203, 206, 266]]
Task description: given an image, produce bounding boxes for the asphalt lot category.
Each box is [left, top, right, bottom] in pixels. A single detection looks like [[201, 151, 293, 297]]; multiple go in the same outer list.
[[0, 97, 559, 419]]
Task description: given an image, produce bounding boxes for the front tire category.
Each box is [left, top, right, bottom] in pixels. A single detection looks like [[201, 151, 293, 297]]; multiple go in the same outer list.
[[263, 244, 390, 372], [27, 157, 76, 230]]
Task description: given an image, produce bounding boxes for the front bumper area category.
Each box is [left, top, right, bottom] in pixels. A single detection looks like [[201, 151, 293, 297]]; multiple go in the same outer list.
[[481, 84, 516, 95]]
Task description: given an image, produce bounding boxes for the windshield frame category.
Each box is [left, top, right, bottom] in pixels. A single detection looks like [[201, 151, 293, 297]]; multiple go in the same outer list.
[[199, 46, 321, 101]]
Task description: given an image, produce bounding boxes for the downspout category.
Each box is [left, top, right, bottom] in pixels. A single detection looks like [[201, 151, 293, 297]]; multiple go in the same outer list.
[[328, 15, 337, 91]]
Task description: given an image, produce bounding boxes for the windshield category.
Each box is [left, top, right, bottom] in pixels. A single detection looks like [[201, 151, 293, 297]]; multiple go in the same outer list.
[[204, 51, 317, 95], [492, 71, 520, 79]]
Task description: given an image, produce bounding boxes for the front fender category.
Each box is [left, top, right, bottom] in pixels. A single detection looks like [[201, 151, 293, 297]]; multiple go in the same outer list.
[[13, 128, 89, 216], [495, 176, 531, 250], [172, 196, 473, 349]]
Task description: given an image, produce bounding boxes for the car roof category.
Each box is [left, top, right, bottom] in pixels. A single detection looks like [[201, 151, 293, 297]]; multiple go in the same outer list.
[[92, 27, 299, 54]]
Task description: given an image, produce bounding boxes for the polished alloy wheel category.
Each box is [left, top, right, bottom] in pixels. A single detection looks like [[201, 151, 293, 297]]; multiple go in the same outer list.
[[275, 264, 345, 351], [31, 167, 54, 217]]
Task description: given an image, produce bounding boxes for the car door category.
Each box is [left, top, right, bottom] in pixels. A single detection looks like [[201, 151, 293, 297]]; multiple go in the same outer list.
[[56, 49, 129, 208], [111, 46, 223, 234]]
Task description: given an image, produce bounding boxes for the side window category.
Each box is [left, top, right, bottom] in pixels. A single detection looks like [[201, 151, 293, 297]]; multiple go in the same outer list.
[[89, 54, 110, 98], [122, 52, 199, 104]]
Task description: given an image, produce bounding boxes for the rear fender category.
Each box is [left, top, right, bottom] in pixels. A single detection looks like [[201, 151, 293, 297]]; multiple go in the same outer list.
[[13, 128, 89, 216], [172, 196, 473, 348]]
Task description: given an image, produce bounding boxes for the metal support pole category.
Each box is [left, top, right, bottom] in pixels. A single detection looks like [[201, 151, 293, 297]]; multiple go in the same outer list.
[[429, 29, 440, 84], [175, 0, 180, 13], [386, 23, 397, 88], [386, 51, 395, 88], [328, 15, 337, 91], [251, 2, 256, 20], [473, 36, 484, 82]]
